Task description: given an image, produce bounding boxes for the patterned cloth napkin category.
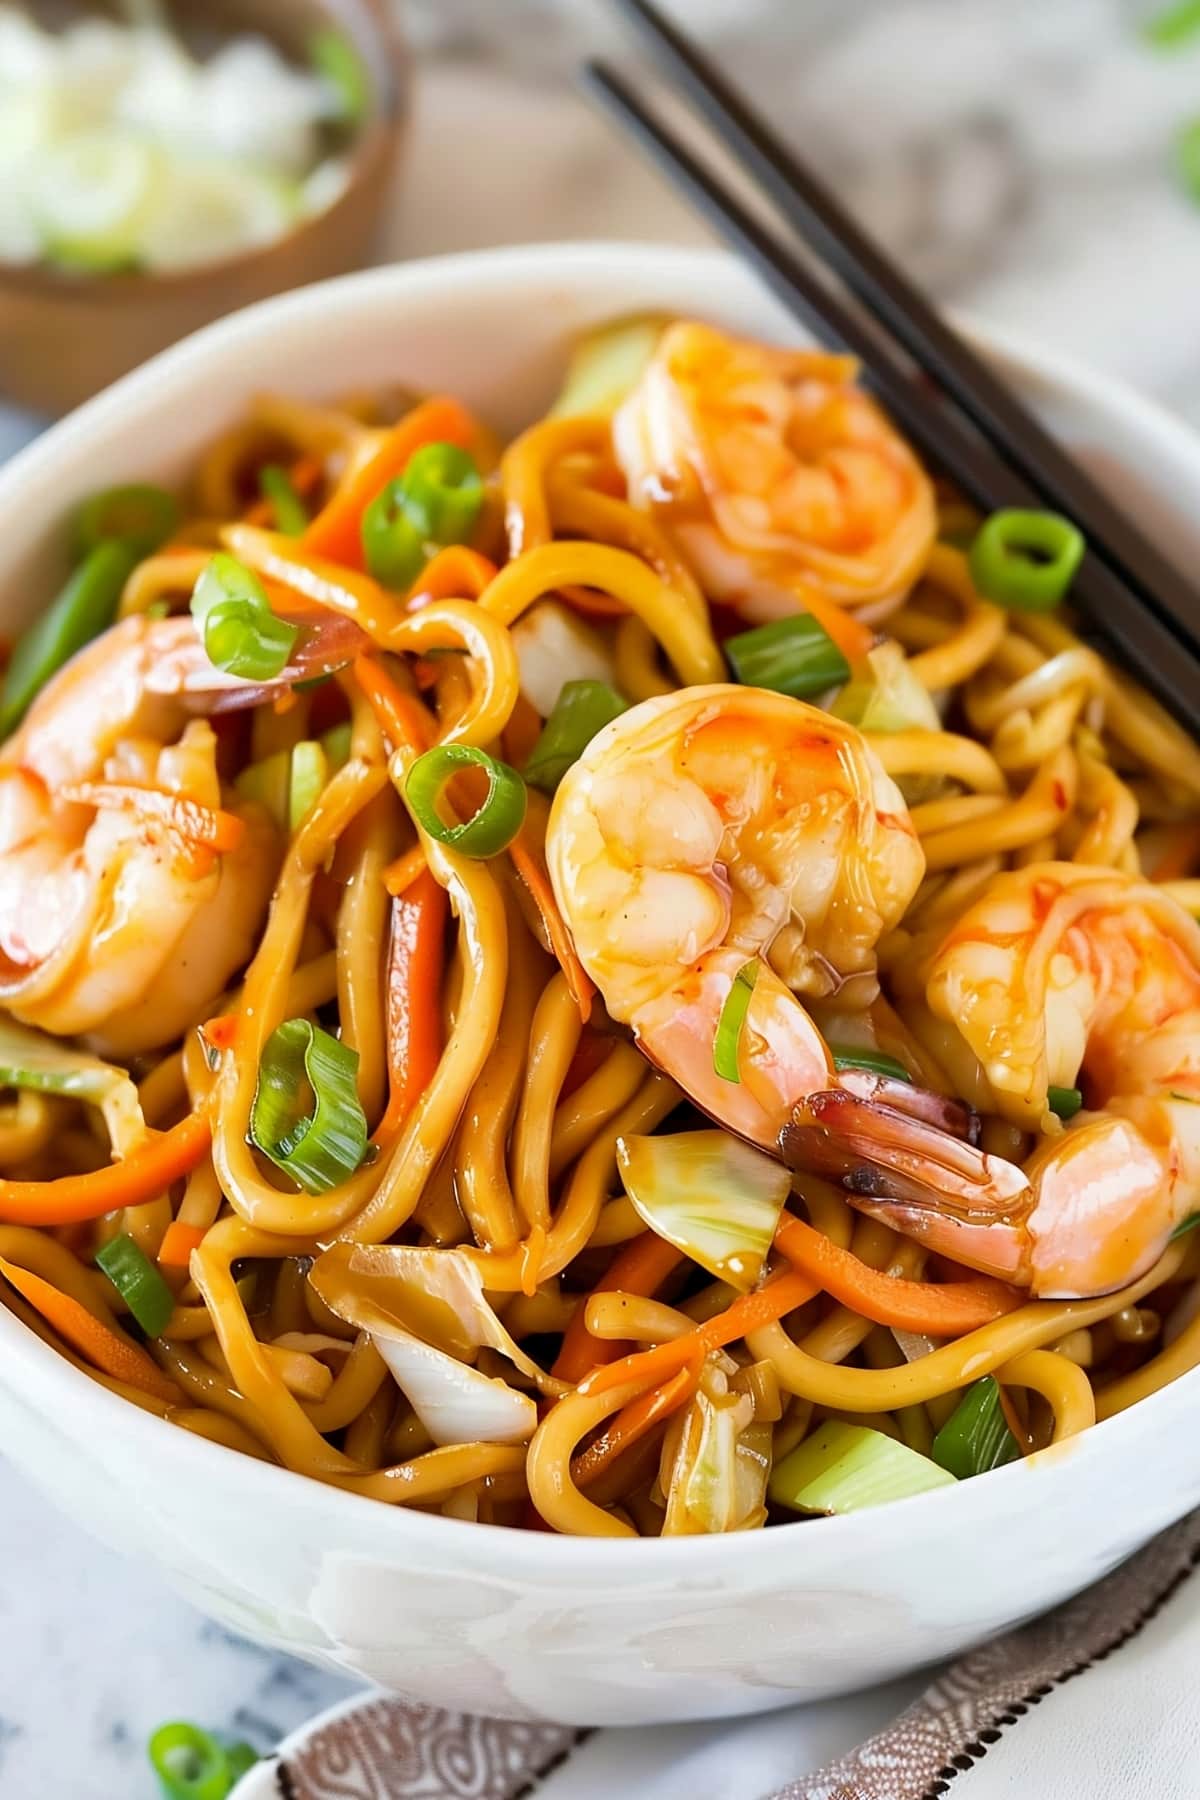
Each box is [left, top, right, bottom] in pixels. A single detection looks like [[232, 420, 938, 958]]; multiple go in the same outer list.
[[237, 1508, 1200, 1800]]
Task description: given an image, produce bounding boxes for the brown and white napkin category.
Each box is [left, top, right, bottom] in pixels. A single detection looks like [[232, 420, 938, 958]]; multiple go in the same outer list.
[[236, 1509, 1200, 1800]]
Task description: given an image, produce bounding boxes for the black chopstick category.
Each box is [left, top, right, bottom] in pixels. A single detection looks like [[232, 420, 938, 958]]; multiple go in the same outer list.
[[604, 0, 1200, 664], [582, 61, 1200, 726]]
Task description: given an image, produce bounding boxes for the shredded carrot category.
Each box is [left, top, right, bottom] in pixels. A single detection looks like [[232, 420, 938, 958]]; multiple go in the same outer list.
[[553, 1231, 684, 1382], [382, 843, 428, 899], [774, 1214, 1022, 1335], [200, 1013, 239, 1055], [0, 1257, 180, 1403], [408, 545, 496, 605], [353, 653, 433, 757], [374, 871, 448, 1143], [571, 1362, 700, 1488], [0, 1111, 211, 1227], [793, 581, 877, 665], [157, 1221, 207, 1268], [62, 784, 245, 854], [508, 828, 594, 1022], [302, 397, 481, 570], [580, 1267, 818, 1397]]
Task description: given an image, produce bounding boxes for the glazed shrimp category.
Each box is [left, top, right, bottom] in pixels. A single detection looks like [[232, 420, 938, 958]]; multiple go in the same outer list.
[[546, 684, 925, 1148], [613, 321, 936, 624], [0, 613, 281, 1055], [784, 864, 1200, 1298]]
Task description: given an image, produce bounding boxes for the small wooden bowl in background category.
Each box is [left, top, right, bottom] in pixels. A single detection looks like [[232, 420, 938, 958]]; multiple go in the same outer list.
[[0, 0, 407, 416]]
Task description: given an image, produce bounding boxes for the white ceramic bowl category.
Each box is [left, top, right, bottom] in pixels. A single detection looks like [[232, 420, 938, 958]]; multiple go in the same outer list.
[[2, 245, 1200, 1729]]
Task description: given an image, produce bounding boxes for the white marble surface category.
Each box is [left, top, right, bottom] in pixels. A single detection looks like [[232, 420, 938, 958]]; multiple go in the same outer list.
[[5, 2, 1200, 1793]]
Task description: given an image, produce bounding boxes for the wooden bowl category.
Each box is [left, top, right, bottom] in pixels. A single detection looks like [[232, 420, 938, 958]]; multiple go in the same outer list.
[[0, 0, 406, 416]]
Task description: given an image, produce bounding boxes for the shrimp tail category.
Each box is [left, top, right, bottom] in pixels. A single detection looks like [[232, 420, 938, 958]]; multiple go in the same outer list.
[[780, 1086, 1034, 1286]]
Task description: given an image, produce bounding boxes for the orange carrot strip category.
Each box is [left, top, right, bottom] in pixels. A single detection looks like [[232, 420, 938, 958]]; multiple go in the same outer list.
[[374, 870, 447, 1143], [553, 1232, 685, 1382], [302, 398, 481, 570], [580, 1268, 818, 1397], [508, 829, 594, 1022], [201, 1013, 240, 1055], [382, 843, 428, 899], [571, 1362, 700, 1488], [157, 1221, 207, 1268], [774, 1214, 1022, 1334], [61, 784, 245, 854], [0, 1257, 180, 1403], [353, 653, 433, 756], [0, 1112, 212, 1227], [408, 545, 496, 605], [793, 581, 877, 665]]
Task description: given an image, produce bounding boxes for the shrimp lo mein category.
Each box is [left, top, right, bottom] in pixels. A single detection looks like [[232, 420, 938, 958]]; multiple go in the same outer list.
[[1, 317, 1198, 1536]]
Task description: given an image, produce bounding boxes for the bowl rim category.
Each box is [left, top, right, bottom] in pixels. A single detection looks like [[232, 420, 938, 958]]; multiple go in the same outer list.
[[1, 238, 1197, 1571], [0, 0, 405, 301]]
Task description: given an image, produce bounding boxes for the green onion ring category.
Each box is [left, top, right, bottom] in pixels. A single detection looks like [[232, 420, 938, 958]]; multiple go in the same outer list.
[[249, 1018, 368, 1195], [405, 743, 527, 858]]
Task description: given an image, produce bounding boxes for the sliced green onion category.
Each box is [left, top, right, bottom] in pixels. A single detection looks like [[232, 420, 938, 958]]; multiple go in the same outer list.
[[968, 510, 1085, 612], [1145, 0, 1200, 46], [75, 484, 180, 559], [148, 1721, 256, 1800], [725, 614, 850, 699], [0, 538, 139, 738], [95, 1233, 174, 1338], [713, 959, 759, 1084], [768, 1420, 956, 1516], [289, 739, 328, 830], [361, 445, 483, 589], [1047, 1084, 1083, 1120], [549, 315, 665, 419], [831, 1047, 912, 1084], [617, 1130, 791, 1291], [361, 478, 427, 589], [190, 552, 298, 680], [259, 464, 308, 537], [250, 1019, 368, 1195], [405, 743, 527, 858], [400, 443, 484, 547], [310, 25, 371, 126], [931, 1376, 1020, 1480], [1170, 1212, 1200, 1241], [523, 679, 627, 793]]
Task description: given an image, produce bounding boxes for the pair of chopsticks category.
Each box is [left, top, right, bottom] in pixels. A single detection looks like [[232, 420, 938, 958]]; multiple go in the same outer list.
[[583, 0, 1200, 726]]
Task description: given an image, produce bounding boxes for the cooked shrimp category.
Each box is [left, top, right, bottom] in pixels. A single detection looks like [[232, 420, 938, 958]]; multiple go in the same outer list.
[[613, 321, 936, 624], [783, 864, 1200, 1298], [546, 684, 925, 1148], [0, 614, 280, 1054]]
